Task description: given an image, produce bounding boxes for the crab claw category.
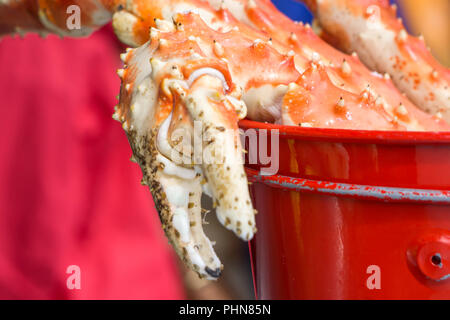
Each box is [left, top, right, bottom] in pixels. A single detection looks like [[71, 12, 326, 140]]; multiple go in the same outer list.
[[116, 60, 224, 278], [115, 18, 256, 278]]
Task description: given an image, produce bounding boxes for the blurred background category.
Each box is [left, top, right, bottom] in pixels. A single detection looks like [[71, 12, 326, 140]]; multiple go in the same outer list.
[[0, 0, 448, 300], [397, 0, 449, 67]]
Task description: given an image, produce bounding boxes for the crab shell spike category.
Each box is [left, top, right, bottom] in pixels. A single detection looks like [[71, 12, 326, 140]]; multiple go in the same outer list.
[[213, 41, 225, 57], [341, 59, 351, 75], [117, 68, 125, 78], [396, 29, 407, 43], [247, 0, 257, 9], [289, 32, 298, 42], [154, 18, 176, 32], [150, 27, 160, 42], [395, 103, 408, 115], [112, 112, 120, 121], [431, 70, 439, 80], [300, 0, 450, 123]]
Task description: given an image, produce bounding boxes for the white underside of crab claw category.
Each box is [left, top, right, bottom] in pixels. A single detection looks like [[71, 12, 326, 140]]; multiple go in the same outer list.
[[157, 165, 223, 279]]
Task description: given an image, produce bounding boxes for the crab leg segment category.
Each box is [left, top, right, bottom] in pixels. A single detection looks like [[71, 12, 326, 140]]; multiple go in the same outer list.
[[212, 0, 448, 130], [0, 0, 217, 46], [282, 63, 403, 130], [300, 0, 450, 123], [0, 0, 113, 37]]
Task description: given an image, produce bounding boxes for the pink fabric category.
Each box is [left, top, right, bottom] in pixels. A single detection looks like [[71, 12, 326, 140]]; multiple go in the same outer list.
[[0, 26, 185, 299]]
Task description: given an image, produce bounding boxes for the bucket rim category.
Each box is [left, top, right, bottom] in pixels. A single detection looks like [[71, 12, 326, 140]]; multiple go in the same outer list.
[[239, 119, 450, 144], [245, 168, 450, 204]]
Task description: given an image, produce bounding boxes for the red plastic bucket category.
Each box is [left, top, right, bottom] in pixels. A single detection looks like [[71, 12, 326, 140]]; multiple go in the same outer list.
[[240, 119, 450, 300]]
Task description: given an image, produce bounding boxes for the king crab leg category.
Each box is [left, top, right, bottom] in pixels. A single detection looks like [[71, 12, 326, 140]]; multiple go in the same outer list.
[[300, 0, 450, 123], [2, 0, 447, 129], [204, 0, 448, 130]]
